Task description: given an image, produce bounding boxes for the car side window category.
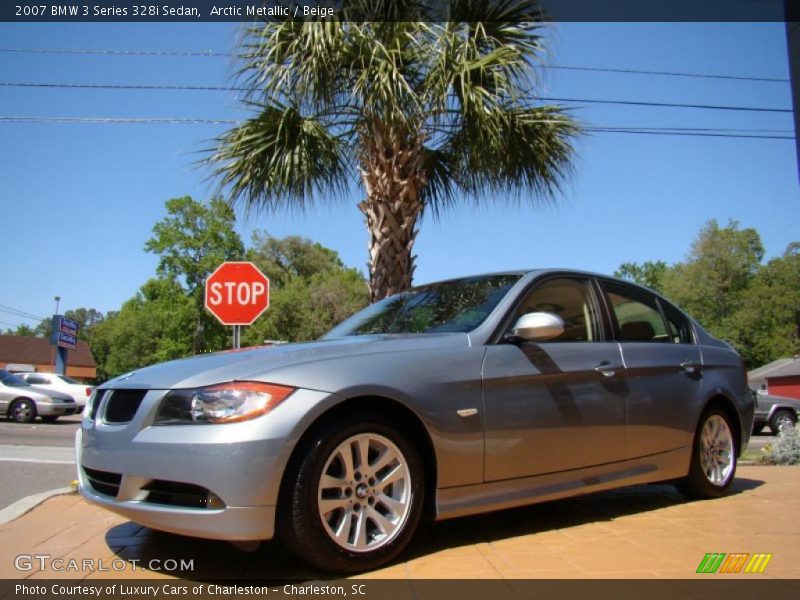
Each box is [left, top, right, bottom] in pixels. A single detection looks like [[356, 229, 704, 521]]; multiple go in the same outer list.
[[602, 282, 670, 343], [513, 277, 602, 342], [25, 374, 50, 384], [659, 300, 694, 344]]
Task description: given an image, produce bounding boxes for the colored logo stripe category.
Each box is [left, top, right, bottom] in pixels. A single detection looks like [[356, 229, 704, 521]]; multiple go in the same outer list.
[[697, 553, 772, 574], [744, 553, 773, 573], [697, 553, 725, 573], [720, 553, 749, 573]]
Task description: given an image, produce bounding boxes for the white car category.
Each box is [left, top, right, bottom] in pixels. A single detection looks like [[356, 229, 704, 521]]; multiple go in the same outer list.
[[19, 372, 93, 412]]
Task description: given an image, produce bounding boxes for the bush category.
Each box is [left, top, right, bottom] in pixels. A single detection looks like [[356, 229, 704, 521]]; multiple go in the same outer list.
[[762, 426, 800, 465]]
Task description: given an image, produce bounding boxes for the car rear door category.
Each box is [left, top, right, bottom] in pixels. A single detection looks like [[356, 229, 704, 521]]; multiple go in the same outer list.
[[597, 279, 701, 458], [482, 276, 628, 481]]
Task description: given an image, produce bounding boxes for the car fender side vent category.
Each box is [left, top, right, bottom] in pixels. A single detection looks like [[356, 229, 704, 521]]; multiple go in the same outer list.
[[141, 480, 225, 510], [83, 466, 122, 498]]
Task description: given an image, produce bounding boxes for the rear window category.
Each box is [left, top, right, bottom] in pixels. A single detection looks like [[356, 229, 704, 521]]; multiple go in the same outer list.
[[602, 281, 670, 343]]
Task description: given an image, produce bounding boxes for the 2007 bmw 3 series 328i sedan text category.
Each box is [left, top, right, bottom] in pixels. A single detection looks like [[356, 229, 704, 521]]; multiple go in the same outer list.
[[77, 270, 753, 572]]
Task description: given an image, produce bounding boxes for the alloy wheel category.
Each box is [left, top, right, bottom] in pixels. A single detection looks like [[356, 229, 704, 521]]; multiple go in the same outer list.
[[775, 413, 795, 432], [317, 433, 412, 553], [700, 414, 734, 485]]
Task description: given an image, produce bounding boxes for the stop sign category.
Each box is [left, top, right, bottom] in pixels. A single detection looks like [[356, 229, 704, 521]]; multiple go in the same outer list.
[[205, 262, 270, 325]]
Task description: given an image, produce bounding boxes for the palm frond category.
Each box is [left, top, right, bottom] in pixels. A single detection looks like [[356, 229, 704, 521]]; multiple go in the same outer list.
[[209, 103, 349, 212], [448, 105, 580, 202]]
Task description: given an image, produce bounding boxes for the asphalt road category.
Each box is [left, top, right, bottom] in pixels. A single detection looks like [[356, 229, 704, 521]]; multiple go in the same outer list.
[[0, 414, 80, 510]]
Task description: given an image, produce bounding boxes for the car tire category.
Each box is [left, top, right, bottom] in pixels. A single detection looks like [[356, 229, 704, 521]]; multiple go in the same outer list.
[[10, 398, 36, 423], [41, 416, 59, 423], [769, 410, 796, 435], [279, 415, 425, 573], [676, 409, 737, 499]]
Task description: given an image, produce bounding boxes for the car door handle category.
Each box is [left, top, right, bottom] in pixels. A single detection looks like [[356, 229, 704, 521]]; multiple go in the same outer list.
[[680, 360, 701, 373], [595, 363, 624, 377]]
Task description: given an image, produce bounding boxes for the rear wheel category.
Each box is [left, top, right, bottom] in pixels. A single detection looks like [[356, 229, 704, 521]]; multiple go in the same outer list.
[[279, 416, 424, 573], [10, 399, 36, 423], [769, 410, 796, 435], [677, 409, 736, 498]]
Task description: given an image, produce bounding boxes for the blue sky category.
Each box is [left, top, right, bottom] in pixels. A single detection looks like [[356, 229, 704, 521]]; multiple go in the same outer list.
[[0, 21, 797, 330]]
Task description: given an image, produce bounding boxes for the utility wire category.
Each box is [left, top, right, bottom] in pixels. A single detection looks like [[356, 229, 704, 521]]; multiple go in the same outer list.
[[584, 128, 794, 140], [0, 304, 46, 321], [0, 82, 792, 113], [0, 116, 239, 124], [545, 64, 788, 83], [0, 47, 789, 83], [0, 47, 231, 57], [542, 96, 792, 113], [0, 81, 247, 91], [0, 116, 793, 139]]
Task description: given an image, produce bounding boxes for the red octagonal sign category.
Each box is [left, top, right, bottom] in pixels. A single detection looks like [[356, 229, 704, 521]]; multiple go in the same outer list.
[[205, 262, 270, 326]]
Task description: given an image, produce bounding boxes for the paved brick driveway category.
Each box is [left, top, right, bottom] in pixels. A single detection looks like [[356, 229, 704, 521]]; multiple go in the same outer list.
[[1, 466, 797, 580]]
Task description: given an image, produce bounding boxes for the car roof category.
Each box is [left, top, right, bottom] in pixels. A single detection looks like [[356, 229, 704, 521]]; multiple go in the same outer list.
[[415, 268, 634, 289]]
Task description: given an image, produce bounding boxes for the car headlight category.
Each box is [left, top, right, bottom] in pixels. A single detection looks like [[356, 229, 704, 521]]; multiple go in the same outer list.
[[154, 382, 295, 425]]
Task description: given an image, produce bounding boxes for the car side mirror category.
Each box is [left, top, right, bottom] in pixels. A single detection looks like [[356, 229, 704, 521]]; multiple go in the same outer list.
[[508, 312, 565, 342]]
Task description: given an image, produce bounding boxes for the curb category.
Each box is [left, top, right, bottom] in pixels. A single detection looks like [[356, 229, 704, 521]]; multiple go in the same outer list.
[[0, 488, 74, 525]]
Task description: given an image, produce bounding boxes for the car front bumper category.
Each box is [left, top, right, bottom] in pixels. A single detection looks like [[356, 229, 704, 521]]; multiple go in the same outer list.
[[76, 387, 334, 541], [38, 401, 77, 416]]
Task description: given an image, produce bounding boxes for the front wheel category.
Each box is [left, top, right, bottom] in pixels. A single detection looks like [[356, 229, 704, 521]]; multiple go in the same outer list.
[[677, 409, 736, 498], [769, 409, 796, 435], [10, 399, 36, 423], [279, 417, 425, 573]]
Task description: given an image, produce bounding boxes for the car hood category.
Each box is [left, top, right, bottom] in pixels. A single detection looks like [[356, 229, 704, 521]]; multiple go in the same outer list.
[[100, 333, 470, 391]]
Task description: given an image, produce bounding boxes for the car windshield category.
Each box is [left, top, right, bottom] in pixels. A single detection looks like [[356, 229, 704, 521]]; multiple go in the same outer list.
[[57, 375, 79, 384], [0, 369, 29, 387], [324, 274, 522, 337]]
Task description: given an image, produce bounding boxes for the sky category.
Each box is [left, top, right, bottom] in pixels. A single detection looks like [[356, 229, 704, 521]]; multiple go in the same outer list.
[[0, 21, 797, 331]]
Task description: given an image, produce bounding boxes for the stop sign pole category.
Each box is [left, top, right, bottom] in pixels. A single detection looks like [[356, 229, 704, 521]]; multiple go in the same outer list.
[[205, 262, 270, 349]]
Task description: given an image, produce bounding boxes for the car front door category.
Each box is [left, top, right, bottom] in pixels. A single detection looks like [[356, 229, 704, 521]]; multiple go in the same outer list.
[[598, 280, 701, 458], [482, 276, 628, 482]]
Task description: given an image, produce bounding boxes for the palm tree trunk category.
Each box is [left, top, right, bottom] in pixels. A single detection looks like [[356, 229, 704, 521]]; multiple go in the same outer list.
[[358, 124, 426, 302]]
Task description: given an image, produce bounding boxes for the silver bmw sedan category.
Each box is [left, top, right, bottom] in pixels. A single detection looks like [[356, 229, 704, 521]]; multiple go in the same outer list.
[[77, 269, 753, 572]]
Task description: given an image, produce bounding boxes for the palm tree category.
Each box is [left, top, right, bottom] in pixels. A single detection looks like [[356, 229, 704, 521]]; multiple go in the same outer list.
[[210, 0, 580, 301]]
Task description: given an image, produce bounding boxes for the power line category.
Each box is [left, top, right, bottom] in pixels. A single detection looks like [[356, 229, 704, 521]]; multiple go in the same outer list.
[[546, 64, 788, 83], [0, 116, 238, 124], [585, 128, 794, 140], [0, 81, 247, 91], [0, 47, 230, 57], [0, 116, 793, 140], [0, 47, 789, 83], [541, 96, 792, 113], [0, 304, 46, 322], [0, 82, 792, 113]]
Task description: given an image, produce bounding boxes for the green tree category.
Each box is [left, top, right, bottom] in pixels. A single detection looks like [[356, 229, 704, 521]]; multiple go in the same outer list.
[[144, 196, 246, 353], [90, 279, 195, 380], [661, 219, 764, 334], [727, 243, 800, 366], [616, 220, 798, 368], [210, 1, 579, 301], [242, 233, 369, 345], [5, 323, 35, 336], [615, 260, 668, 293]]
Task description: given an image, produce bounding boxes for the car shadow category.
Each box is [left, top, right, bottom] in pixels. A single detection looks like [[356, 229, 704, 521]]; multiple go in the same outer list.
[[103, 477, 764, 581]]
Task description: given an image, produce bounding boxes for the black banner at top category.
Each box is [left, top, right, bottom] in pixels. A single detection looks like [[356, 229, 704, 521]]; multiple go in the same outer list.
[[1, 0, 796, 23]]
